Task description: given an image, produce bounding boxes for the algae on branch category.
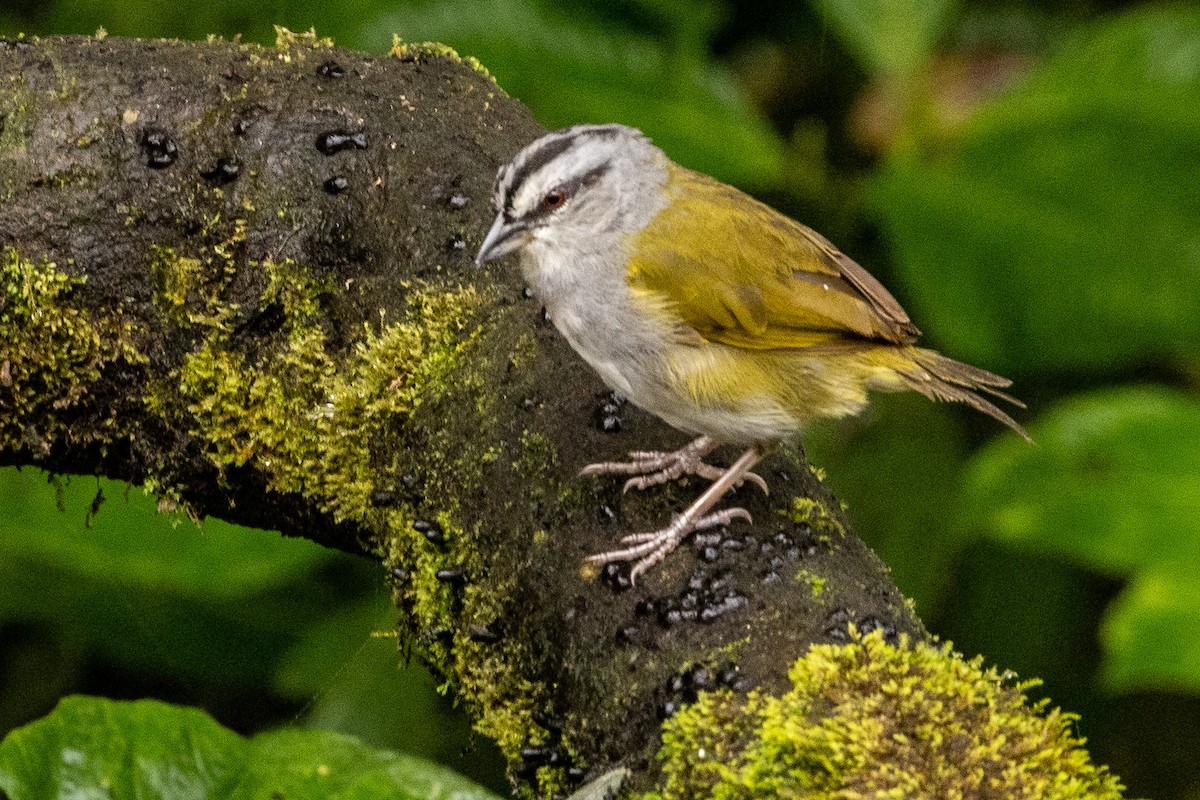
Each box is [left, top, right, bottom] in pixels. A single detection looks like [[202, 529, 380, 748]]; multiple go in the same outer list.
[[647, 629, 1125, 800], [389, 35, 497, 83], [0, 249, 143, 452], [161, 252, 488, 528]]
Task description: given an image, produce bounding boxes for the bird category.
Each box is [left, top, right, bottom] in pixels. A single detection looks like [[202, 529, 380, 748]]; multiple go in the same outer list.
[[475, 123, 1028, 584]]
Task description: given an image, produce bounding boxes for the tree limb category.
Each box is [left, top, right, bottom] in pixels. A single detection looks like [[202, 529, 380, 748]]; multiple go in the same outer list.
[[0, 33, 1121, 799]]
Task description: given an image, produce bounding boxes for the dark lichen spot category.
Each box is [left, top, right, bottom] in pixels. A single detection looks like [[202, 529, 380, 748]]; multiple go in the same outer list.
[[370, 490, 398, 507], [615, 624, 639, 646], [601, 562, 632, 593], [316, 130, 367, 155], [593, 390, 626, 433], [532, 711, 564, 740], [141, 128, 177, 168], [423, 627, 454, 644], [657, 599, 685, 627], [858, 614, 899, 646], [654, 569, 747, 627], [316, 59, 346, 78], [518, 746, 560, 767], [824, 607, 852, 642], [469, 623, 501, 643], [659, 662, 729, 719], [399, 472, 423, 502], [324, 175, 349, 194], [200, 157, 240, 185], [435, 568, 465, 585], [699, 593, 747, 622], [634, 598, 657, 617], [415, 518, 445, 546]]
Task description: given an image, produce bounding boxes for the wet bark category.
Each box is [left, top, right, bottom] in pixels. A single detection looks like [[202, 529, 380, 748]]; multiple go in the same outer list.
[[0, 34, 926, 795]]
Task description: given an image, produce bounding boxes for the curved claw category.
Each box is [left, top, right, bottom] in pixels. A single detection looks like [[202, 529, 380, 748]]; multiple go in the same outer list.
[[583, 443, 769, 583], [741, 471, 769, 496]]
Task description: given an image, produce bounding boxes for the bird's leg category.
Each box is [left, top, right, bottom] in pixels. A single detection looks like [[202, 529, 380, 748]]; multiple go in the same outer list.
[[580, 435, 767, 494], [585, 445, 766, 584]]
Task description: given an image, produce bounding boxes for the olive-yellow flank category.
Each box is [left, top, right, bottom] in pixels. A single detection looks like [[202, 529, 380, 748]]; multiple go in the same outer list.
[[477, 124, 1027, 583]]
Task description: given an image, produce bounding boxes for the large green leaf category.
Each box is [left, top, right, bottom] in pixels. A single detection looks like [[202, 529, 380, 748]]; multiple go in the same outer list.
[[0, 695, 502, 800], [964, 386, 1200, 573], [871, 7, 1200, 373], [363, 0, 787, 188], [964, 385, 1200, 693], [277, 596, 507, 790], [813, 0, 956, 79], [0, 467, 347, 685], [1101, 564, 1200, 694], [0, 468, 325, 599]]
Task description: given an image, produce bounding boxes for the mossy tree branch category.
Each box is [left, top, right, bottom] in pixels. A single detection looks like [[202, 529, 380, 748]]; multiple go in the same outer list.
[[0, 33, 1122, 799]]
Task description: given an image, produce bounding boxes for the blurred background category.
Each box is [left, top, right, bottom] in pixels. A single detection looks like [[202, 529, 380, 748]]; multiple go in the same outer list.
[[1, 0, 1197, 797]]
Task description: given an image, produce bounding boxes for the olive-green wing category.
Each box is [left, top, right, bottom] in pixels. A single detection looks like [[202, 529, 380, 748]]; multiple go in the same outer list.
[[628, 164, 920, 350]]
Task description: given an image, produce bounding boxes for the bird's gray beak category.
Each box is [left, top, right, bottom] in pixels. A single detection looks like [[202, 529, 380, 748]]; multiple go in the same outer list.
[[474, 214, 527, 266]]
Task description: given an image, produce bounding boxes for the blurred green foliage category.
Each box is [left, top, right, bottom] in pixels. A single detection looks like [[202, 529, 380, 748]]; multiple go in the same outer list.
[[874, 7, 1200, 373], [966, 386, 1200, 694], [0, 695, 502, 800], [0, 468, 506, 790], [2, 1, 1198, 798]]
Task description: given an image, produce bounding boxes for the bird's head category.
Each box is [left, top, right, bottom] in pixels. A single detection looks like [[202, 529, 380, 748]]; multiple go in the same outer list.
[[475, 124, 668, 269]]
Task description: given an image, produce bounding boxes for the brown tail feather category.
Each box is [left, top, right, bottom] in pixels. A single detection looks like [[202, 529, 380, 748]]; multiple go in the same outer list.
[[900, 348, 1032, 442]]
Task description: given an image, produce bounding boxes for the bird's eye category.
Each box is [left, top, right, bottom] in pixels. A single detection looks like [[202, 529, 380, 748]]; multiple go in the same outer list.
[[542, 189, 566, 210]]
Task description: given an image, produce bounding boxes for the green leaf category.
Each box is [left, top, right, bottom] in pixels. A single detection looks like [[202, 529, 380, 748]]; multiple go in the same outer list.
[[276, 597, 508, 790], [813, 0, 956, 78], [871, 7, 1200, 373], [1101, 565, 1200, 694], [964, 386, 1200, 573], [0, 695, 502, 800], [0, 467, 325, 599], [964, 385, 1200, 693], [365, 0, 787, 188], [0, 467, 355, 685]]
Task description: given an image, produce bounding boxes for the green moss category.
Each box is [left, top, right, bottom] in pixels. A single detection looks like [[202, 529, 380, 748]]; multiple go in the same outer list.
[[149, 213, 249, 330], [389, 36, 497, 83], [797, 569, 826, 598], [164, 259, 485, 524], [648, 629, 1125, 800], [515, 429, 558, 481], [0, 86, 31, 150], [0, 249, 142, 451], [780, 495, 845, 544], [147, 248, 547, 770], [273, 26, 334, 51]]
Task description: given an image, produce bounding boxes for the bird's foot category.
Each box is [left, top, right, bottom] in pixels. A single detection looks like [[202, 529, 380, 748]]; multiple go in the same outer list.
[[585, 507, 752, 585], [579, 435, 767, 495]]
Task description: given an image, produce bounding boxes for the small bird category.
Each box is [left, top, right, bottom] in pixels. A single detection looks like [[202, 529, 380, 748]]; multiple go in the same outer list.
[[476, 124, 1027, 583]]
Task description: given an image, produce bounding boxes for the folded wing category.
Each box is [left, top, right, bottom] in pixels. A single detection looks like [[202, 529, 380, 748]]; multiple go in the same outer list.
[[628, 164, 920, 351]]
